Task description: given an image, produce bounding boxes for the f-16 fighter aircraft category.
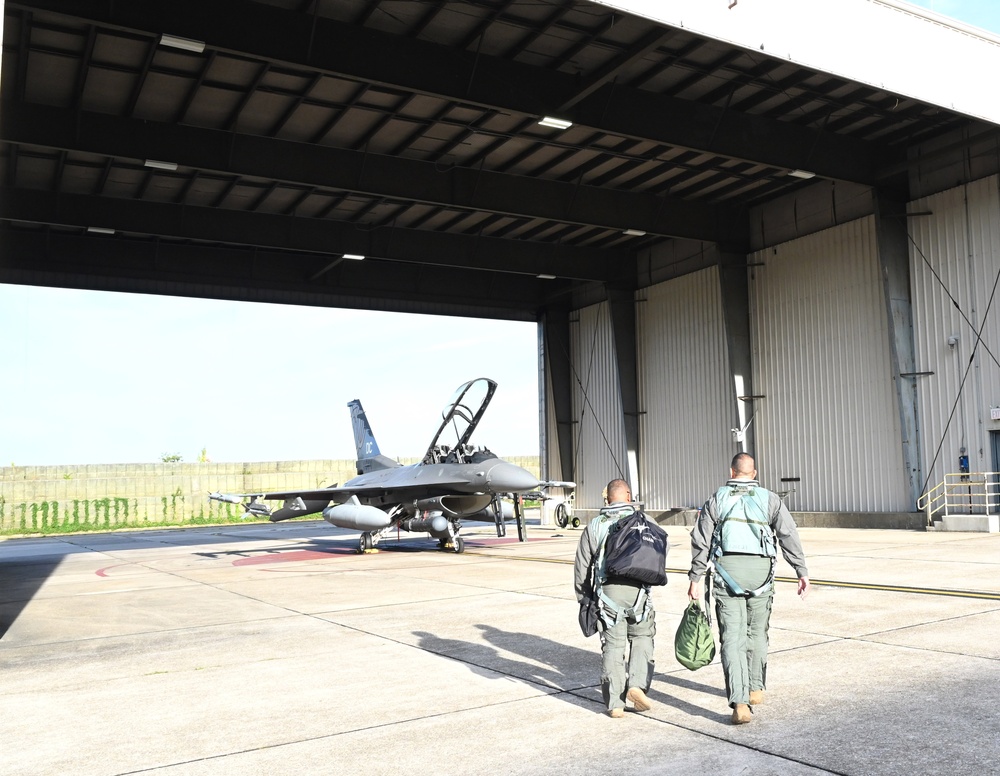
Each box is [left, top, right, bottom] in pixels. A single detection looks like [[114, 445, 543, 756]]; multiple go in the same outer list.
[[210, 378, 567, 553]]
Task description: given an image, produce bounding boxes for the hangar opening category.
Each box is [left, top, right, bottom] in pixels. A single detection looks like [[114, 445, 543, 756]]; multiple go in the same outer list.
[[2, 0, 999, 530]]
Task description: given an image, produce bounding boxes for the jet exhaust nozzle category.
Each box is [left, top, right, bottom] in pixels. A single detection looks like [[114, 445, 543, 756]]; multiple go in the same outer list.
[[323, 502, 393, 531]]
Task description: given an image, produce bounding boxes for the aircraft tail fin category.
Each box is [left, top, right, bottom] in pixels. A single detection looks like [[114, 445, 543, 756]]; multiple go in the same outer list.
[[348, 399, 400, 474], [349, 399, 381, 459]]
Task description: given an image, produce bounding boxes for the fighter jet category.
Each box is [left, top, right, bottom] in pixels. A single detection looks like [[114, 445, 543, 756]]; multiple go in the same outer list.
[[210, 378, 568, 553]]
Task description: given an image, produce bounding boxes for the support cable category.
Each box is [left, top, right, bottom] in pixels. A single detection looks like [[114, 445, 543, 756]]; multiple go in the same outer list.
[[906, 231, 1000, 369], [917, 248, 1000, 496], [560, 304, 627, 482]]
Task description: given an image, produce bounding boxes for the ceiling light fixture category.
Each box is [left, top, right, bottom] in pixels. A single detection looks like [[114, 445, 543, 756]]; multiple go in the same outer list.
[[144, 159, 178, 171], [788, 169, 816, 179], [86, 227, 116, 235], [622, 228, 647, 237], [538, 116, 573, 130], [536, 273, 557, 280], [342, 254, 366, 261], [159, 34, 206, 53]]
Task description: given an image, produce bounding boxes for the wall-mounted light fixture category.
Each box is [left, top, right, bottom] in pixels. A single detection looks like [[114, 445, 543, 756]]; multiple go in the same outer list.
[[86, 227, 116, 235], [622, 228, 647, 237], [144, 159, 178, 171], [788, 169, 816, 179], [538, 116, 573, 130], [342, 254, 366, 261], [159, 34, 206, 53], [536, 273, 557, 280]]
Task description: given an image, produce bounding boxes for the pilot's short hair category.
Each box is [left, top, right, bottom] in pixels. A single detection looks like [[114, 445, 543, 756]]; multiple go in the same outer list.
[[605, 478, 630, 503]]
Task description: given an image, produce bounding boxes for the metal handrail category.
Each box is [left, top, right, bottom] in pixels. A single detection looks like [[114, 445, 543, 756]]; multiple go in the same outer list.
[[918, 471, 1000, 525]]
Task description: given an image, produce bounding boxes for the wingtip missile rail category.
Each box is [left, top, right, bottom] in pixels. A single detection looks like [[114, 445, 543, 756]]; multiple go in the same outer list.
[[209, 492, 273, 519], [209, 491, 241, 505]]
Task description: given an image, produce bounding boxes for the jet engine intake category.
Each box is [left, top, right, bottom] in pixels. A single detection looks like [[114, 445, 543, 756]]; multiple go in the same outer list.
[[465, 499, 515, 523], [413, 494, 492, 517]]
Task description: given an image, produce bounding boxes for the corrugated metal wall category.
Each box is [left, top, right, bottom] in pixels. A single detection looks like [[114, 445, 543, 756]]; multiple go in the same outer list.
[[569, 303, 629, 511], [748, 217, 909, 511], [910, 174, 1000, 486], [637, 266, 737, 509]]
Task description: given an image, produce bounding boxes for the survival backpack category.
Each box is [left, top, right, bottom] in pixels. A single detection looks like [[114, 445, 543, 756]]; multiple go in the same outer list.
[[603, 511, 669, 586], [577, 507, 667, 634], [708, 484, 776, 597]]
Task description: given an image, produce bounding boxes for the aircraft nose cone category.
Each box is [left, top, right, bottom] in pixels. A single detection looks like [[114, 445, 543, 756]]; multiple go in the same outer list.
[[486, 462, 540, 493]]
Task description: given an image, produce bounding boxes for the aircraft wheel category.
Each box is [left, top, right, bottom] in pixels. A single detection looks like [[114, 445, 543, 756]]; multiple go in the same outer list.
[[453, 536, 465, 553], [359, 533, 374, 553], [571, 517, 581, 529], [555, 502, 569, 528]]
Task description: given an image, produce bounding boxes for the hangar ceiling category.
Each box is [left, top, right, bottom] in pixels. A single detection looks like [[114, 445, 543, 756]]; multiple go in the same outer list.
[[0, 0, 987, 321]]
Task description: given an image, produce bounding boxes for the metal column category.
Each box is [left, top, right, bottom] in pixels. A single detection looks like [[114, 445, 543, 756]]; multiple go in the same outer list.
[[718, 250, 755, 454], [542, 307, 576, 485], [875, 189, 923, 506], [607, 285, 640, 494]]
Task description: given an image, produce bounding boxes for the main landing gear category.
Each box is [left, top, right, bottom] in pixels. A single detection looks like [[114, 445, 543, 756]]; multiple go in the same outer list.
[[438, 536, 465, 553]]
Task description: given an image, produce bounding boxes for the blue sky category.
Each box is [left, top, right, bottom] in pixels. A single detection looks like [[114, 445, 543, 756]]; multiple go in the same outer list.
[[0, 0, 531, 469], [2, 0, 997, 467], [1, 285, 540, 465], [903, 0, 1000, 32]]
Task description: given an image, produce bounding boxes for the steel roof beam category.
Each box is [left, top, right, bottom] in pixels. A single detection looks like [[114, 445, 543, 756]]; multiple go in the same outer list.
[[8, 0, 884, 184], [0, 227, 548, 322], [0, 187, 627, 282], [0, 101, 740, 242]]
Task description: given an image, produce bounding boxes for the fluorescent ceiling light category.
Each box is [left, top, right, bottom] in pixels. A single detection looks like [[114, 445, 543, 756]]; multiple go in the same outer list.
[[342, 254, 366, 261], [144, 159, 178, 171], [159, 34, 206, 53], [622, 228, 647, 236], [538, 116, 573, 130], [536, 273, 557, 280], [788, 169, 816, 179], [86, 227, 115, 235]]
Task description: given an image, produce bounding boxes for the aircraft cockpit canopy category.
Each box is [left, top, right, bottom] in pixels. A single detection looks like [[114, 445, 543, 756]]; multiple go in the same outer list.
[[423, 377, 498, 464]]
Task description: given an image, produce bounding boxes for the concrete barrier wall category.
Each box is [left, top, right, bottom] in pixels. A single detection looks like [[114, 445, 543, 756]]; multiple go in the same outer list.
[[0, 457, 541, 535]]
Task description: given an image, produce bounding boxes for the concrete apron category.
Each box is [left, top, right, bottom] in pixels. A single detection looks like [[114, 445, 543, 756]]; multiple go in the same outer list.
[[2, 521, 1000, 776]]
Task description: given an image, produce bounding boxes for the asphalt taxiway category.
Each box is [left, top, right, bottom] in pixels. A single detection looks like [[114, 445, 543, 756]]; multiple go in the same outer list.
[[2, 518, 1000, 776]]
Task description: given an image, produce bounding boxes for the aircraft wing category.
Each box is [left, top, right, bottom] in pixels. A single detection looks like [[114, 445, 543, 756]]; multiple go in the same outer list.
[[209, 471, 494, 511], [211, 486, 344, 504]]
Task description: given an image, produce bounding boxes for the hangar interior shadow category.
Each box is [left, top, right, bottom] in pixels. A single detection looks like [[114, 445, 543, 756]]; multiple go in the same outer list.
[[0, 555, 65, 640], [0, 523, 352, 639]]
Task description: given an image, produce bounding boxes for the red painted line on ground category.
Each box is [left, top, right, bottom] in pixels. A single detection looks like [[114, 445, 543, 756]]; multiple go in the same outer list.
[[95, 564, 130, 577], [230, 537, 555, 566], [232, 549, 354, 566]]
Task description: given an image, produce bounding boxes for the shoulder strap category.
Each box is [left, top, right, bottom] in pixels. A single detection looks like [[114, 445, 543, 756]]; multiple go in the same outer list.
[[588, 508, 652, 623], [708, 486, 776, 597]]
